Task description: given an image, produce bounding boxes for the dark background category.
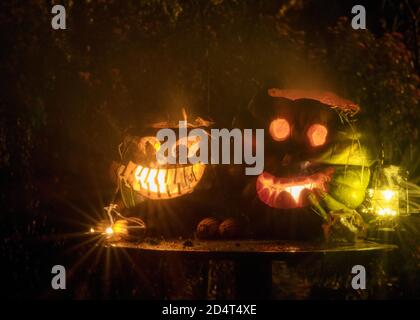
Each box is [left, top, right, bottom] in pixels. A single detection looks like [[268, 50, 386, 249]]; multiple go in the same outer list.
[[0, 0, 419, 299]]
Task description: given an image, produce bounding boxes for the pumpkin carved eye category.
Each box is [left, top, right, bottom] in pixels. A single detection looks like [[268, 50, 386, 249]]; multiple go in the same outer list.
[[269, 118, 290, 141], [172, 135, 201, 159], [307, 124, 328, 147]]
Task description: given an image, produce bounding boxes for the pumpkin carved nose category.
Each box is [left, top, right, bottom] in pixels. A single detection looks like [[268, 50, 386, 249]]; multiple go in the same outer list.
[[281, 154, 292, 166]]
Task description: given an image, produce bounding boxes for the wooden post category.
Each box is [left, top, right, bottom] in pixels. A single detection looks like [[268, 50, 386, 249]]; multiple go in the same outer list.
[[234, 258, 272, 299]]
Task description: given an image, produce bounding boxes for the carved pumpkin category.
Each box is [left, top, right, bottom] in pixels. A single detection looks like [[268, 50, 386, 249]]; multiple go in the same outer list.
[[233, 88, 375, 240], [113, 117, 218, 238], [117, 119, 209, 206]]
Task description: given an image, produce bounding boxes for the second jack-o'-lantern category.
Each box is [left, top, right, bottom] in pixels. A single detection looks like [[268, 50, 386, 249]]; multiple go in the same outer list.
[[232, 88, 376, 241]]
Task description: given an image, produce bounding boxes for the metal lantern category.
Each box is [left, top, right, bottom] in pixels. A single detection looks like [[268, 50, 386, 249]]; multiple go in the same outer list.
[[363, 165, 409, 219]]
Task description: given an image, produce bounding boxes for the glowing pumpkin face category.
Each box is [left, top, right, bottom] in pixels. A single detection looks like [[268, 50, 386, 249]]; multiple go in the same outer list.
[[117, 122, 207, 207], [130, 136, 206, 200], [234, 88, 375, 240], [247, 93, 342, 209]]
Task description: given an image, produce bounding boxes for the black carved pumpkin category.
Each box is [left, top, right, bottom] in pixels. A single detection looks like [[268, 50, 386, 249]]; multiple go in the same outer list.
[[232, 88, 376, 241]]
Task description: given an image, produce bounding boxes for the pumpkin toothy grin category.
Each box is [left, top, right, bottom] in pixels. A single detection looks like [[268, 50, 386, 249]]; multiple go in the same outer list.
[[120, 161, 206, 200], [133, 163, 206, 200], [256, 167, 335, 209]]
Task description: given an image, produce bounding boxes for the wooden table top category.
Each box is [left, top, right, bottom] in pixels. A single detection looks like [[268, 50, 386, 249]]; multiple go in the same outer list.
[[105, 239, 398, 259]]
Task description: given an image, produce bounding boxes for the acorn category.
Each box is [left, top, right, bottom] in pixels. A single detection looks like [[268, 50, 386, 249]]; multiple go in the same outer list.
[[219, 218, 242, 239], [196, 217, 220, 240]]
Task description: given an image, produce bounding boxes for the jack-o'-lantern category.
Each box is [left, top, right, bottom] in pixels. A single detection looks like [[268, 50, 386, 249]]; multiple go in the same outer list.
[[112, 116, 218, 238], [118, 135, 205, 204], [233, 88, 375, 241]]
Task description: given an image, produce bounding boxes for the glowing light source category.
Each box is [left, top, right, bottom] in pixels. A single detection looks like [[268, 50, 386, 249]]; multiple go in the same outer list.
[[105, 226, 114, 235], [307, 124, 328, 147], [377, 208, 397, 217], [89, 228, 95, 233], [153, 141, 161, 152], [364, 188, 400, 219], [269, 118, 290, 141], [285, 184, 312, 202], [256, 168, 334, 209], [381, 190, 395, 201], [132, 162, 206, 200]]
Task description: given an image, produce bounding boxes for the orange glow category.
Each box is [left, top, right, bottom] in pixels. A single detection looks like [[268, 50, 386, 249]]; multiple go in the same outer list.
[[256, 168, 335, 209], [269, 118, 290, 141], [133, 163, 206, 200], [285, 184, 312, 202], [153, 141, 161, 152], [307, 124, 328, 147]]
